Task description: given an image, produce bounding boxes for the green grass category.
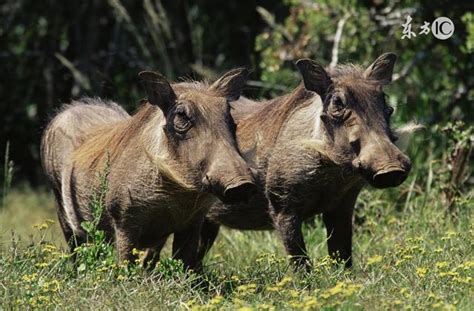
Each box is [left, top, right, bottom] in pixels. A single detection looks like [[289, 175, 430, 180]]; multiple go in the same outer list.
[[0, 181, 472, 310]]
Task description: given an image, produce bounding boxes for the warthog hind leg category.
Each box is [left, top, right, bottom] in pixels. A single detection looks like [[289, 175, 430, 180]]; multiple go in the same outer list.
[[142, 236, 169, 270]]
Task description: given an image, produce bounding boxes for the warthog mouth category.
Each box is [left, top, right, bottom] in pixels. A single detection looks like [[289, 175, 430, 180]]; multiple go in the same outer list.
[[222, 181, 257, 204], [371, 167, 408, 189]]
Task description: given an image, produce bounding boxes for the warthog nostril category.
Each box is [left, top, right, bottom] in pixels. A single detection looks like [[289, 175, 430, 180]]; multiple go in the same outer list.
[[372, 169, 408, 189], [222, 182, 257, 203]]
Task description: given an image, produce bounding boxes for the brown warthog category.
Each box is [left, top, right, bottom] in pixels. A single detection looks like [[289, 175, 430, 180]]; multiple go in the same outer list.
[[198, 53, 415, 269], [41, 69, 256, 270]]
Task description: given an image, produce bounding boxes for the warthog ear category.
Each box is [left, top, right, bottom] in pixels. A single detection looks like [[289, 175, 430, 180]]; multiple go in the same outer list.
[[210, 68, 250, 101], [364, 53, 397, 85], [139, 71, 177, 113], [296, 58, 332, 98]]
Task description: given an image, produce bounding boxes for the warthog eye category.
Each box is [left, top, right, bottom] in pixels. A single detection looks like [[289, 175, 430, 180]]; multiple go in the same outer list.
[[329, 96, 346, 119], [333, 97, 345, 110], [385, 106, 394, 117], [173, 106, 192, 134]]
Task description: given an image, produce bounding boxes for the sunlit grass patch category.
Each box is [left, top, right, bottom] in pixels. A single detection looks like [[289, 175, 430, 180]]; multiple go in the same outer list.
[[0, 174, 472, 309]]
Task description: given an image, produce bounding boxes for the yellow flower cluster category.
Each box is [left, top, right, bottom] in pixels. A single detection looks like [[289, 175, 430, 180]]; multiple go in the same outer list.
[[255, 252, 286, 265], [393, 236, 427, 266], [266, 276, 293, 292], [236, 283, 257, 295], [367, 255, 383, 266], [416, 267, 428, 278], [16, 273, 63, 308], [320, 281, 362, 299], [32, 219, 55, 230], [434, 260, 473, 284], [440, 230, 457, 241]]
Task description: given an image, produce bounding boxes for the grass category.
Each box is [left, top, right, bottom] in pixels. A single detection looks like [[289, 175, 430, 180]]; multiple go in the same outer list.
[[0, 125, 472, 310], [0, 181, 472, 309]]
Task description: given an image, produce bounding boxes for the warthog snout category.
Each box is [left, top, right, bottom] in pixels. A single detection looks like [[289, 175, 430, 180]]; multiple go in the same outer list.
[[372, 166, 409, 188], [356, 140, 412, 189], [223, 180, 257, 203], [203, 175, 256, 203], [368, 152, 411, 188]]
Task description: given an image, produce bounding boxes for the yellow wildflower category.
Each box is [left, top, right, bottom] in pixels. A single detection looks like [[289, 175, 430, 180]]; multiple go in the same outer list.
[[288, 300, 303, 309], [436, 261, 449, 269], [276, 276, 292, 287], [232, 297, 245, 305], [35, 262, 49, 268], [266, 285, 280, 292], [42, 243, 57, 253], [237, 283, 257, 294], [303, 297, 319, 309], [392, 300, 403, 305], [47, 280, 60, 292], [441, 231, 457, 241], [452, 276, 472, 284], [387, 217, 398, 225], [416, 267, 428, 278], [321, 282, 344, 298], [400, 287, 412, 298], [458, 261, 474, 270], [367, 255, 383, 265], [33, 223, 49, 230], [439, 271, 459, 277], [257, 303, 274, 310], [209, 295, 223, 305], [289, 289, 299, 298], [22, 273, 38, 282]]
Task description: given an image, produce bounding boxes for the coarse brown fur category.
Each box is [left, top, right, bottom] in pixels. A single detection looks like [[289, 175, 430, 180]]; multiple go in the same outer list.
[[41, 69, 256, 270], [198, 54, 415, 269]]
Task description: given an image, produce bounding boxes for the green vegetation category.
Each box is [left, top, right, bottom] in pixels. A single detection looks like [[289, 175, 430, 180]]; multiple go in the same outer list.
[[0, 0, 472, 309], [1, 0, 472, 183], [0, 174, 472, 309], [1, 125, 472, 308]]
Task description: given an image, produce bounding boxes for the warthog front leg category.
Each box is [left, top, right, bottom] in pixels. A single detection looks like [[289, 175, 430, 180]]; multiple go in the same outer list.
[[270, 202, 311, 271], [115, 227, 139, 264], [322, 205, 354, 268], [172, 219, 204, 272], [196, 218, 220, 265]]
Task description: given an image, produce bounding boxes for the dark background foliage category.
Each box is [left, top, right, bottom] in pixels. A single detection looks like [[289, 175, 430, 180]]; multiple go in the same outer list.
[[0, 0, 472, 186]]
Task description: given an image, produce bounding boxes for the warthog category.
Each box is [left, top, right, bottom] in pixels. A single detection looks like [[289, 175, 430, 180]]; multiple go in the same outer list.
[[198, 53, 415, 269], [41, 69, 256, 270]]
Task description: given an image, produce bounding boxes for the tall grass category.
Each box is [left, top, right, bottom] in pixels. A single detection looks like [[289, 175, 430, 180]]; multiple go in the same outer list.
[[1, 141, 14, 209], [0, 127, 472, 309], [107, 0, 205, 79]]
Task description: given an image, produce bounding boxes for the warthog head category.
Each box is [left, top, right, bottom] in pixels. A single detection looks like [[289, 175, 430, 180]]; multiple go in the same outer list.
[[139, 69, 256, 202], [297, 53, 412, 188]]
